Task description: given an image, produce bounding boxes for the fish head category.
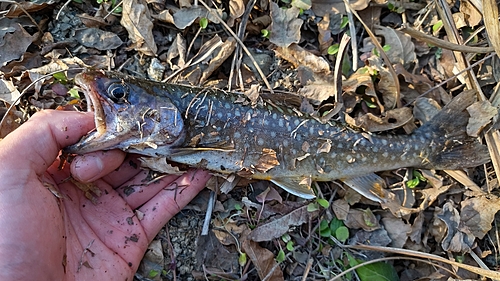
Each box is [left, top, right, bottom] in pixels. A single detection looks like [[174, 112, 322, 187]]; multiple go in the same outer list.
[[65, 70, 184, 156]]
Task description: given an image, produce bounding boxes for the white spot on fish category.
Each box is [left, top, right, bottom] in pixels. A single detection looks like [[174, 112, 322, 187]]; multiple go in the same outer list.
[[287, 125, 292, 132], [234, 132, 241, 138], [331, 152, 337, 158], [361, 157, 367, 162], [346, 155, 355, 163], [279, 119, 284, 127], [217, 112, 223, 119], [227, 112, 232, 118], [258, 138, 264, 146], [235, 109, 241, 117], [372, 157, 378, 163], [283, 140, 289, 147], [294, 119, 300, 126], [382, 152, 389, 158], [338, 143, 343, 149], [381, 139, 388, 146], [225, 103, 231, 109], [271, 131, 276, 137], [372, 147, 379, 153]]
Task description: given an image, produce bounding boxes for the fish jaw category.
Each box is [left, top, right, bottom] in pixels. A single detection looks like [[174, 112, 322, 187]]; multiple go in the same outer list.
[[65, 71, 185, 156]]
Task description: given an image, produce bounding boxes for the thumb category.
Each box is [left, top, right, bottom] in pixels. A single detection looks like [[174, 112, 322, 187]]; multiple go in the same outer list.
[[0, 110, 95, 175]]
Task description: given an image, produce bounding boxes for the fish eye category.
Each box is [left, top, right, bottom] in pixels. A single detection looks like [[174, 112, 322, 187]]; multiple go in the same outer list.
[[107, 83, 128, 102]]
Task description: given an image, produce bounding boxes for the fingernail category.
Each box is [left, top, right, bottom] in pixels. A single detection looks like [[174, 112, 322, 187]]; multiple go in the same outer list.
[[72, 155, 104, 182]]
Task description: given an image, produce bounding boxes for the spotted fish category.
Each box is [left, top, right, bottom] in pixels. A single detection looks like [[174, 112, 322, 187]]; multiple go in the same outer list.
[[65, 70, 490, 199]]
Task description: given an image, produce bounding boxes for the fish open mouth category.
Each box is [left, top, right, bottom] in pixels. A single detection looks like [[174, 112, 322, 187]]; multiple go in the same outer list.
[[75, 72, 107, 136]]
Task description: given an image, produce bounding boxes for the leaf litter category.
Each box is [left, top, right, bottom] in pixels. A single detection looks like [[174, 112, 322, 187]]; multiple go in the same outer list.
[[1, 0, 500, 280]]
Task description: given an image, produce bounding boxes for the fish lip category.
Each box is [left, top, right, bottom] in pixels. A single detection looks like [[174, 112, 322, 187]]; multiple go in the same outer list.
[[75, 72, 106, 136]]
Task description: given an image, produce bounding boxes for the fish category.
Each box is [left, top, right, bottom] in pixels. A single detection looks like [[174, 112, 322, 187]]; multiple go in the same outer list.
[[65, 70, 490, 200]]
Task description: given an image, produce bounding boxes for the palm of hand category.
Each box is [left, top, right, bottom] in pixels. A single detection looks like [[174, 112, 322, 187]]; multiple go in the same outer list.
[[0, 111, 209, 280]]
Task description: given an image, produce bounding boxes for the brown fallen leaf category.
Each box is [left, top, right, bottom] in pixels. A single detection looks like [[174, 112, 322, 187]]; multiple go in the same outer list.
[[345, 107, 414, 132], [344, 208, 380, 231], [242, 239, 285, 281], [381, 215, 411, 248], [254, 148, 280, 173], [249, 205, 315, 242], [121, 0, 157, 56], [269, 2, 303, 47], [275, 44, 331, 74], [75, 28, 123, 51], [466, 100, 498, 137], [460, 195, 500, 239], [0, 21, 35, 66], [311, 0, 371, 16], [374, 25, 416, 68]]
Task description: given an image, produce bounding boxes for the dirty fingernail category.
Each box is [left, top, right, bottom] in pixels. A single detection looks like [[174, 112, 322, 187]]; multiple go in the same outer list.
[[71, 155, 104, 182]]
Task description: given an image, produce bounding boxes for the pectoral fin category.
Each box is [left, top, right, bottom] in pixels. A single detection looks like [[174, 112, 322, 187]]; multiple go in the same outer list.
[[270, 177, 316, 199]]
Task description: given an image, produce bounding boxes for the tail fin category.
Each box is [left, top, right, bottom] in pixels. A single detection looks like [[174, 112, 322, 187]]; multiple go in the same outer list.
[[416, 90, 490, 170]]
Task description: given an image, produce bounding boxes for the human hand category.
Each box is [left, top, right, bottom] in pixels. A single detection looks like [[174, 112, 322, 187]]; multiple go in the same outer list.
[[0, 110, 210, 281]]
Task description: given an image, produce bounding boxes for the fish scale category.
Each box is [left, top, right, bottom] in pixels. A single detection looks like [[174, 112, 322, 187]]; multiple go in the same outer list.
[[65, 70, 490, 199]]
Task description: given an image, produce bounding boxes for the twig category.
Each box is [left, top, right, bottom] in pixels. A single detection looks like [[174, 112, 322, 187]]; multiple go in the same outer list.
[[400, 24, 494, 53], [228, 0, 256, 91], [201, 190, 216, 236], [197, 0, 273, 92], [56, 0, 72, 20]]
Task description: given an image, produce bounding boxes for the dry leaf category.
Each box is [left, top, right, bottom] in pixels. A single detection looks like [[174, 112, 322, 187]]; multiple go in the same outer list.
[[228, 0, 245, 27], [460, 196, 500, 239], [139, 157, 185, 175], [466, 100, 498, 137], [121, 0, 157, 56], [344, 208, 380, 231], [0, 21, 35, 66], [346, 107, 413, 132], [381, 215, 411, 248], [269, 2, 303, 47], [254, 148, 280, 173], [249, 206, 314, 241], [75, 28, 123, 51], [242, 240, 285, 280], [275, 44, 330, 73], [311, 0, 371, 16], [374, 25, 416, 68]]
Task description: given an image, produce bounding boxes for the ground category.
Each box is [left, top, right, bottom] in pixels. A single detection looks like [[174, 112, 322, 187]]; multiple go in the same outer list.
[[0, 0, 499, 280]]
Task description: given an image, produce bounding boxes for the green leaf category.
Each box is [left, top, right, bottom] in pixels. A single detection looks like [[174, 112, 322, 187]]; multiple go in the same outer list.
[[239, 252, 247, 267], [261, 29, 270, 38], [335, 226, 349, 242], [199, 17, 208, 29], [320, 219, 331, 237], [68, 88, 80, 99], [73, 0, 83, 3], [234, 203, 242, 211], [340, 16, 349, 29], [291, 0, 312, 10], [317, 198, 329, 208], [53, 72, 67, 83], [286, 241, 294, 251], [413, 170, 426, 182], [382, 44, 391, 52], [432, 20, 443, 32], [406, 177, 419, 188], [327, 44, 339, 55], [276, 249, 286, 263], [355, 261, 399, 281], [307, 202, 319, 212], [329, 217, 344, 233], [148, 269, 159, 278], [281, 234, 291, 243]]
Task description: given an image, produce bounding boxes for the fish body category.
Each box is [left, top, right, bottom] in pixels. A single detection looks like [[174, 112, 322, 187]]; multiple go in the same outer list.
[[66, 70, 489, 199]]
